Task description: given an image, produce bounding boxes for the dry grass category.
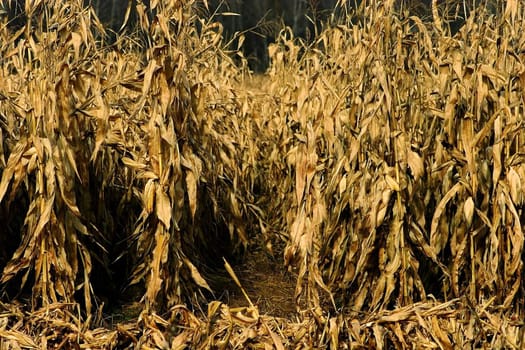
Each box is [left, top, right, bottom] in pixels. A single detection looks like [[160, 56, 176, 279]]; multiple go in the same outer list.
[[1, 0, 525, 348]]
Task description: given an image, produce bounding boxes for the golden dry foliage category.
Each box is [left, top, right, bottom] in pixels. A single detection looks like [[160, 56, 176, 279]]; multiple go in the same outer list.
[[0, 0, 253, 313], [248, 0, 525, 346], [1, 0, 525, 348], [0, 0, 108, 315], [265, 0, 525, 312]]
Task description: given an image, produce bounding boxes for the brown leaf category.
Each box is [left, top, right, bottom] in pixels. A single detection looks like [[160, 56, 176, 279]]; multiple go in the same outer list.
[[184, 258, 212, 293], [155, 185, 171, 229]]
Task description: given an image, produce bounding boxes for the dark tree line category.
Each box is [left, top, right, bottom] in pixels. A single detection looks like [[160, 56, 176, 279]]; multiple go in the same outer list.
[[2, 0, 499, 70]]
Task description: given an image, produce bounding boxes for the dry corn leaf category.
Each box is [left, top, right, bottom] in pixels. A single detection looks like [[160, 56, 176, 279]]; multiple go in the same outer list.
[[155, 185, 171, 229], [431, 182, 462, 253], [407, 150, 424, 181], [184, 258, 212, 292], [463, 197, 474, 228]]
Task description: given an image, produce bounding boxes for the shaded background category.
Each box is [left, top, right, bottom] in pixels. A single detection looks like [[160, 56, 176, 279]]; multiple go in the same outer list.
[[86, 0, 483, 71], [2, 0, 487, 71]]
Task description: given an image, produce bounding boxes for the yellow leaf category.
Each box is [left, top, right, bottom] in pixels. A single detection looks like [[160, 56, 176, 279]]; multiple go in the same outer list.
[[186, 170, 198, 220], [431, 183, 462, 252], [144, 179, 156, 214], [463, 196, 474, 228], [507, 168, 522, 205], [407, 150, 424, 181], [184, 258, 212, 292], [122, 156, 147, 170], [155, 185, 171, 229], [385, 175, 400, 192]]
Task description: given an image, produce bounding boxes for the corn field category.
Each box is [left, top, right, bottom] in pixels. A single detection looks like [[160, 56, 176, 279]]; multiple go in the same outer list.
[[0, 0, 524, 348]]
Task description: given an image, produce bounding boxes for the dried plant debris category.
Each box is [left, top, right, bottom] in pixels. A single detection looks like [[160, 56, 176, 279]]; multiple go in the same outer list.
[[0, 0, 524, 348]]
